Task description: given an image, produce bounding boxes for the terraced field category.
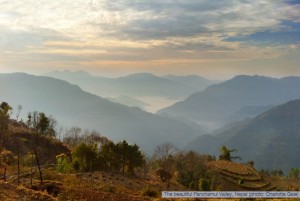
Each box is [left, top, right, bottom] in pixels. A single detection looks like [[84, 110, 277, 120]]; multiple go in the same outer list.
[[208, 160, 278, 191]]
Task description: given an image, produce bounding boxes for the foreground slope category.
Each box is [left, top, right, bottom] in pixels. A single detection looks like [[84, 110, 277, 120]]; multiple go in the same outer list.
[[187, 99, 300, 171], [0, 181, 56, 201], [0, 73, 203, 152]]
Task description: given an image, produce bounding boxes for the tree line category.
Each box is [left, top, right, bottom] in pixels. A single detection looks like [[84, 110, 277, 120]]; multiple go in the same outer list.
[[0, 102, 145, 183], [57, 140, 145, 176]]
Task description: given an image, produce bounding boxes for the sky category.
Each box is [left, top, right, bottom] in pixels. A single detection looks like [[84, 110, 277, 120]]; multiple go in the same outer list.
[[0, 0, 300, 79]]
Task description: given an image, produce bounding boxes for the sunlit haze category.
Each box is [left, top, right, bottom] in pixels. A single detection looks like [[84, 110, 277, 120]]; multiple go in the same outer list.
[[0, 0, 300, 79]]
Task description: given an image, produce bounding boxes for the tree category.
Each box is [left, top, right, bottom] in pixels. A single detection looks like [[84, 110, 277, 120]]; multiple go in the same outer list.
[[47, 115, 57, 137], [126, 143, 145, 175], [153, 142, 177, 171], [0, 102, 11, 146], [271, 170, 284, 178], [26, 111, 56, 137], [26, 112, 32, 128], [56, 153, 71, 173], [101, 141, 119, 172], [63, 128, 109, 148], [289, 168, 299, 179], [100, 140, 144, 175], [16, 105, 23, 121], [199, 178, 210, 191], [37, 112, 49, 135], [32, 111, 39, 131], [247, 160, 255, 168], [34, 145, 43, 184], [82, 130, 109, 148], [115, 140, 144, 175], [31, 133, 44, 184], [0, 102, 12, 116], [152, 143, 177, 190], [17, 144, 20, 184], [116, 141, 129, 175], [72, 143, 98, 172], [219, 145, 241, 161], [63, 127, 82, 147], [155, 168, 172, 183], [0, 150, 14, 182], [174, 151, 209, 190], [155, 168, 172, 190]]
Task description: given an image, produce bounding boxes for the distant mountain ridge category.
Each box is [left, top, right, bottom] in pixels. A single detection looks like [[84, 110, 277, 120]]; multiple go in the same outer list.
[[106, 95, 149, 110], [187, 99, 300, 172], [164, 74, 216, 90], [0, 73, 204, 153], [44, 70, 216, 98], [159, 75, 300, 130]]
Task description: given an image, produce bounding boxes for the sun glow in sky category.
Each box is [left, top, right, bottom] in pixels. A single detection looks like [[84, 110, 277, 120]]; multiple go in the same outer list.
[[0, 0, 300, 79]]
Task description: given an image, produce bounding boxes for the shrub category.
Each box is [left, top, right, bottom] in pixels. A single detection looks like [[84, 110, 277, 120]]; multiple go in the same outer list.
[[141, 186, 158, 197], [199, 178, 210, 191], [238, 176, 244, 186]]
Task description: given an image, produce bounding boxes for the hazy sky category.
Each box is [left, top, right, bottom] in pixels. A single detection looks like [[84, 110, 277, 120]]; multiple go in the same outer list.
[[0, 0, 300, 79]]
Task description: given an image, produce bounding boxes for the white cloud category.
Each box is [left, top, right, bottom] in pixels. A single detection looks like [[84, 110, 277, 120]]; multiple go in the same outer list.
[[0, 0, 299, 76], [1, 0, 297, 40]]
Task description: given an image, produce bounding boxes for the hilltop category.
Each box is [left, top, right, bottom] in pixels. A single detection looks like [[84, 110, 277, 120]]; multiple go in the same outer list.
[[3, 119, 70, 165]]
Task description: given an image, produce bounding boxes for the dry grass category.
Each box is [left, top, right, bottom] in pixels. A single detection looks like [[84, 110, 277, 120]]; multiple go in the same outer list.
[[2, 160, 299, 201], [207, 160, 279, 191], [0, 181, 56, 201], [208, 160, 257, 176], [2, 170, 184, 200]]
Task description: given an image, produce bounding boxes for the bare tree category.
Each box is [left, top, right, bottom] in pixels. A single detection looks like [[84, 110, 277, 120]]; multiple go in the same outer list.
[[16, 105, 23, 121], [16, 140, 20, 184], [31, 134, 43, 184], [34, 146, 43, 184], [57, 127, 64, 141], [152, 142, 177, 190], [153, 142, 177, 171], [62, 127, 82, 147]]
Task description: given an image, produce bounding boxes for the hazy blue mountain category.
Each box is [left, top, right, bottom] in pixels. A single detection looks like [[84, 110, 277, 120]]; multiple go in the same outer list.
[[44, 71, 215, 98], [116, 73, 195, 98], [225, 105, 274, 124], [186, 100, 300, 172], [159, 75, 300, 130], [106, 95, 149, 110], [186, 119, 251, 157], [0, 73, 204, 153], [164, 74, 218, 91], [44, 70, 117, 97]]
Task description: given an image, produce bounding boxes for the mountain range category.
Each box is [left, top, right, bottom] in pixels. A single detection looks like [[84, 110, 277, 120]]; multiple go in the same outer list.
[[159, 75, 300, 130], [187, 99, 300, 172], [2, 72, 300, 171], [44, 70, 216, 99], [0, 73, 204, 153]]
